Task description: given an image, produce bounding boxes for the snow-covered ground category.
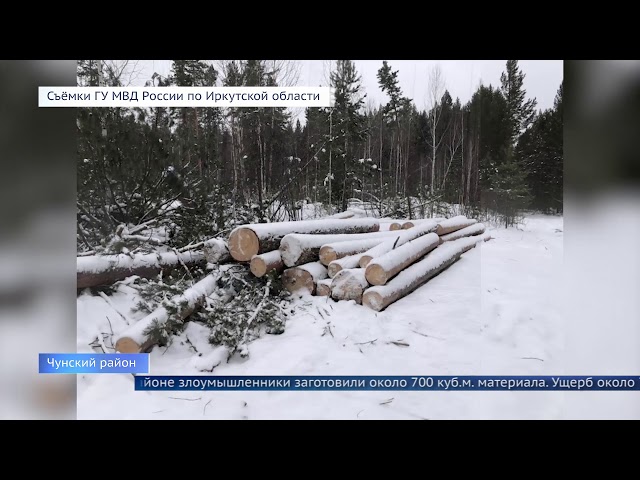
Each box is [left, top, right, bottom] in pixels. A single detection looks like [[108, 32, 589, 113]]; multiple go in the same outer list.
[[77, 214, 567, 419]]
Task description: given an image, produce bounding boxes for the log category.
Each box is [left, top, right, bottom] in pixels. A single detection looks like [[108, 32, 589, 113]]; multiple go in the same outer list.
[[228, 218, 379, 262], [250, 250, 284, 277], [327, 251, 366, 278], [280, 230, 398, 267], [281, 261, 328, 295], [359, 219, 440, 268], [401, 217, 446, 229], [202, 238, 231, 264], [318, 233, 400, 266], [439, 223, 486, 244], [114, 273, 218, 353], [435, 215, 477, 236], [316, 278, 333, 297], [363, 233, 491, 311], [365, 233, 440, 286], [77, 250, 205, 289], [330, 269, 369, 304], [325, 210, 355, 219], [389, 222, 403, 231]]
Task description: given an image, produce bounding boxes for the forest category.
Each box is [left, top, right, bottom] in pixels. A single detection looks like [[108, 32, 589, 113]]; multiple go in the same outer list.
[[77, 59, 562, 254]]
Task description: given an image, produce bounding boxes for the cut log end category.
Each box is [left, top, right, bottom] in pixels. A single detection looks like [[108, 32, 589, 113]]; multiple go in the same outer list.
[[316, 280, 332, 297], [401, 222, 414, 229], [115, 337, 141, 354], [250, 256, 267, 277], [362, 291, 384, 312], [365, 263, 387, 286], [250, 251, 284, 277], [359, 255, 373, 269], [327, 262, 343, 278], [319, 246, 337, 266], [389, 223, 402, 231], [282, 268, 315, 295], [229, 228, 260, 262]]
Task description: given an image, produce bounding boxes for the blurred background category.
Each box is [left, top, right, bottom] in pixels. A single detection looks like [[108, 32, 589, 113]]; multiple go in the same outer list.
[[561, 60, 640, 418], [0, 60, 638, 419], [0, 61, 76, 419]]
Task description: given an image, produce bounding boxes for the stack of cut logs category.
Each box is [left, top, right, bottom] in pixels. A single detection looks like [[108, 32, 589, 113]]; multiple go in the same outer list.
[[98, 213, 489, 354], [227, 214, 490, 312]]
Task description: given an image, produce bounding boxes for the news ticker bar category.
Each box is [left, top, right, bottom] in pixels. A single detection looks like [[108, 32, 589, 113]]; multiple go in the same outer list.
[[38, 355, 640, 391], [39, 86, 334, 108], [135, 376, 640, 391], [39, 353, 149, 374]]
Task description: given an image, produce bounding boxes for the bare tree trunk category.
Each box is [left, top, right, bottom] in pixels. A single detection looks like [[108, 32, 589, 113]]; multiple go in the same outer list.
[[442, 112, 462, 192], [268, 108, 274, 194], [405, 111, 411, 198], [379, 112, 383, 215], [389, 133, 395, 197], [461, 112, 465, 205], [328, 109, 333, 212], [428, 65, 445, 197], [257, 118, 264, 209], [431, 114, 436, 196], [230, 114, 239, 221], [341, 135, 348, 211], [97, 60, 104, 86]]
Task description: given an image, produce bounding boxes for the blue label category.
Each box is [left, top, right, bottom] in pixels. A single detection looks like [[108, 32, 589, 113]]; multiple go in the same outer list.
[[39, 353, 149, 374]]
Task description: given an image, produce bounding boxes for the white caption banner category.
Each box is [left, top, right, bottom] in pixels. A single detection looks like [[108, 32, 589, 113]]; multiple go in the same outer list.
[[39, 86, 334, 108]]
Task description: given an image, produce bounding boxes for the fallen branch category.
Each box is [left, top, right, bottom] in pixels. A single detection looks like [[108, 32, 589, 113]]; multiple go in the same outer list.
[[114, 272, 219, 353]]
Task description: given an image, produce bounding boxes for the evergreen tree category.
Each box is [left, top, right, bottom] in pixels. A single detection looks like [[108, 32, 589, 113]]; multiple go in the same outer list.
[[500, 60, 537, 144], [517, 82, 563, 212], [487, 148, 532, 227], [330, 60, 366, 209], [466, 84, 510, 195]]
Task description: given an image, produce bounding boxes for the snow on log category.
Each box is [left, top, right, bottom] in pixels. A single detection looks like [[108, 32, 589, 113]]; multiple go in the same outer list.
[[280, 230, 397, 267], [228, 218, 379, 262], [249, 250, 284, 277], [325, 210, 355, 219], [77, 250, 205, 289], [327, 251, 366, 278], [401, 218, 446, 229], [435, 215, 477, 236], [281, 261, 328, 295], [330, 268, 369, 304], [318, 232, 400, 266], [363, 233, 491, 311], [439, 223, 486, 244], [316, 278, 333, 297], [203, 238, 231, 264], [114, 273, 218, 353], [359, 220, 440, 268], [389, 222, 402, 231], [365, 233, 440, 286]]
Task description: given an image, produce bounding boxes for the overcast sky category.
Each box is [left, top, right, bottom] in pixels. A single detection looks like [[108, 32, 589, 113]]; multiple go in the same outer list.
[[136, 60, 562, 122]]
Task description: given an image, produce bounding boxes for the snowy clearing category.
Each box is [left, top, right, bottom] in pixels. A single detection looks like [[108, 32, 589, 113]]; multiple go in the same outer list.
[[78, 214, 565, 419]]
